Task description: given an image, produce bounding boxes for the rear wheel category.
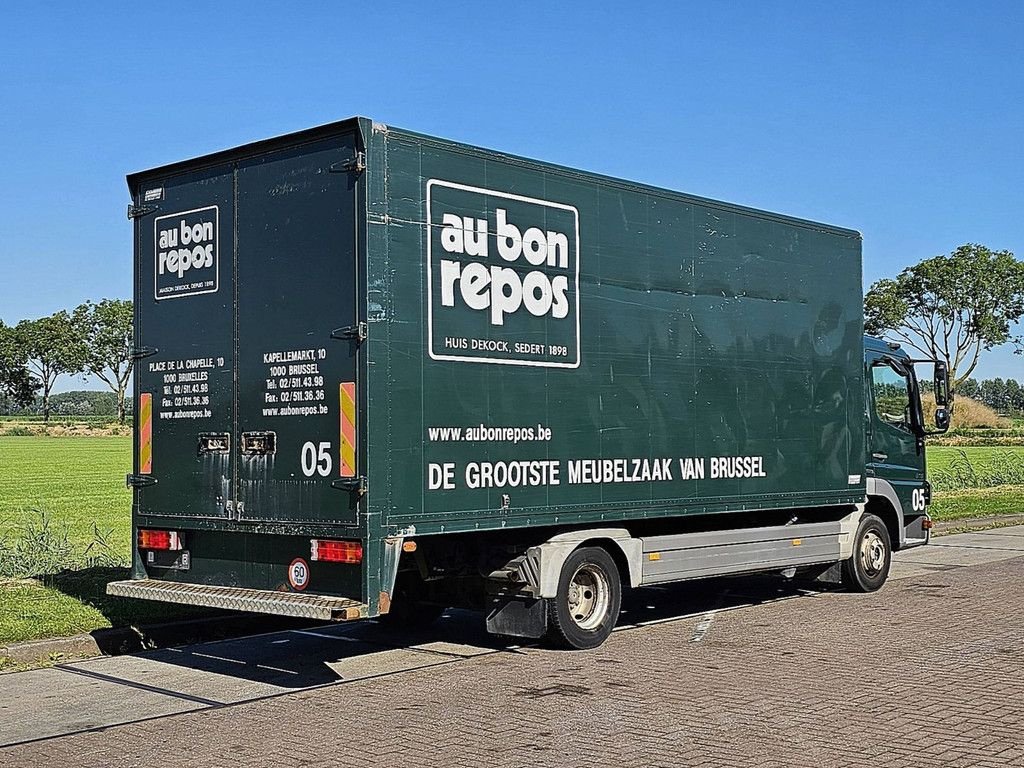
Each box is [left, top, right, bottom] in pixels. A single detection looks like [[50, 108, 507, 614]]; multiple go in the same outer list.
[[842, 513, 892, 592], [546, 547, 622, 650]]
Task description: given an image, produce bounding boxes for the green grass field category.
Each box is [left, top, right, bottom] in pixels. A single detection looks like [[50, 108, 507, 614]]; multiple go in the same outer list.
[[0, 436, 133, 555], [0, 436, 1022, 651], [927, 445, 1024, 475], [0, 436, 204, 653]]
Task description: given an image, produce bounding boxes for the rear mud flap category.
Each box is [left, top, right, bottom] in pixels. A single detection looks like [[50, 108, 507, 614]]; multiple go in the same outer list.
[[486, 586, 548, 639]]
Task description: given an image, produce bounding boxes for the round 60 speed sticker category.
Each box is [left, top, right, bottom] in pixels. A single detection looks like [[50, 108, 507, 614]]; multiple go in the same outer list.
[[288, 558, 310, 591]]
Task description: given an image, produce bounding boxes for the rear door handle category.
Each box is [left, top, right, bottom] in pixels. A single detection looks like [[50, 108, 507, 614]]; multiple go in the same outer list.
[[241, 431, 277, 456], [872, 452, 888, 461]]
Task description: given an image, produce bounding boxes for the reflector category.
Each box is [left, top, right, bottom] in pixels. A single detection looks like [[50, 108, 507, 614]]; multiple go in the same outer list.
[[310, 539, 363, 564], [138, 529, 182, 551]]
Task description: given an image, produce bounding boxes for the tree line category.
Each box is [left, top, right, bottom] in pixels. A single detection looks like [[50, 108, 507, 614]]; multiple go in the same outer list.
[[2, 390, 124, 419], [956, 377, 1024, 416], [0, 300, 133, 424], [2, 244, 1021, 428]]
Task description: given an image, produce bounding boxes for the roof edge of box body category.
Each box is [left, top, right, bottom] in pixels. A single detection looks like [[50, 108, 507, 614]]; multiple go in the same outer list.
[[126, 116, 371, 190], [378, 123, 862, 240], [126, 115, 861, 239]]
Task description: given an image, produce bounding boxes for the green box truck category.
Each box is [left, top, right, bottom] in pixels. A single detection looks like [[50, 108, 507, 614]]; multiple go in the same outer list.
[[108, 118, 951, 649]]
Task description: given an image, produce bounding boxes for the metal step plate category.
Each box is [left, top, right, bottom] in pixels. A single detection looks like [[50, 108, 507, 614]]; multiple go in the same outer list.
[[107, 579, 367, 621]]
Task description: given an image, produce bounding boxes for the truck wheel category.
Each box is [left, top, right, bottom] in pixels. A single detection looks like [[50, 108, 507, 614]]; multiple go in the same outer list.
[[842, 513, 892, 592], [546, 547, 622, 650]]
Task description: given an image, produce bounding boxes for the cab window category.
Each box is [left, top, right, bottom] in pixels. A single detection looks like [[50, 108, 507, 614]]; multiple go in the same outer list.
[[871, 363, 911, 431]]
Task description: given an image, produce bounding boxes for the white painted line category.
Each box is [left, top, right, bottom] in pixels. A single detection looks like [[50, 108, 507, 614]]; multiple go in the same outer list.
[[187, 652, 246, 665], [290, 629, 363, 642], [690, 612, 715, 643], [254, 663, 298, 675]]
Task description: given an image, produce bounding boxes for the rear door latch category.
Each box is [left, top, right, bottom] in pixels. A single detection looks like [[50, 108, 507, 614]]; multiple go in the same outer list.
[[126, 474, 157, 488], [331, 322, 367, 343], [328, 152, 366, 175], [332, 476, 367, 495]]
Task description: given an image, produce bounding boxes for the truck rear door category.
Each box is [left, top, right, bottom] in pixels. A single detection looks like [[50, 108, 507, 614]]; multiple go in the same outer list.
[[234, 138, 361, 525], [132, 133, 362, 526], [134, 165, 235, 520]]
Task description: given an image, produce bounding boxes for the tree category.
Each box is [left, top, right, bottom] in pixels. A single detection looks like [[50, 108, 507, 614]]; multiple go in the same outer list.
[[1005, 379, 1022, 415], [864, 244, 1024, 387], [74, 299, 134, 424], [0, 320, 39, 409], [15, 311, 88, 422], [980, 378, 1005, 412], [957, 378, 981, 400]]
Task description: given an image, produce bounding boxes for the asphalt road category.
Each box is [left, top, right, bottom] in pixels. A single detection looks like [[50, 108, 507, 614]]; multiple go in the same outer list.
[[1, 527, 1023, 767]]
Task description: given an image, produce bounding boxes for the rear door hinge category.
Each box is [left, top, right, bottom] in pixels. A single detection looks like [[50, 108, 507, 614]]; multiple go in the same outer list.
[[331, 322, 367, 344], [127, 203, 159, 219], [126, 473, 157, 489], [332, 476, 367, 495], [132, 346, 159, 360], [329, 152, 366, 175]]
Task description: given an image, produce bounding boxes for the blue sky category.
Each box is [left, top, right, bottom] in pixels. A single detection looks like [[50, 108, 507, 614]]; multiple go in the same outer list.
[[1, 2, 1022, 390]]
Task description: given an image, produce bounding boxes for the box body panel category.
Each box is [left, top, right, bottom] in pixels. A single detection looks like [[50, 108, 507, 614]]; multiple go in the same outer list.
[[128, 117, 865, 610], [365, 126, 865, 533]]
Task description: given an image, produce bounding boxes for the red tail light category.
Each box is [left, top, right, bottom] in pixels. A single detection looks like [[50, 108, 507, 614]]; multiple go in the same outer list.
[[310, 539, 363, 564], [138, 529, 182, 551]]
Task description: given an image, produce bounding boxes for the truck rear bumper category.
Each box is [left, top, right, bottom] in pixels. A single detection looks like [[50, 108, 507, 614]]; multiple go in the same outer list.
[[106, 579, 368, 621]]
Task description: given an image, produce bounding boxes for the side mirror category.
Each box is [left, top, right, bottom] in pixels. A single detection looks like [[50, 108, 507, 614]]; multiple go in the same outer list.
[[934, 360, 950, 406], [934, 406, 950, 433]]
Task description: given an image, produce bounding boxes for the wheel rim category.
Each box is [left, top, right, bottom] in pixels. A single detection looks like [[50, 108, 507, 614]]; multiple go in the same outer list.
[[859, 529, 887, 577], [566, 563, 611, 630]]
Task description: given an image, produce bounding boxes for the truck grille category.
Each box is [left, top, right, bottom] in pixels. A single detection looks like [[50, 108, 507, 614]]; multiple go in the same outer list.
[[106, 579, 367, 621]]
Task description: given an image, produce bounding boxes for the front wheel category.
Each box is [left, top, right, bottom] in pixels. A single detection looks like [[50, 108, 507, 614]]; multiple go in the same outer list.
[[841, 513, 892, 592], [546, 546, 622, 650]]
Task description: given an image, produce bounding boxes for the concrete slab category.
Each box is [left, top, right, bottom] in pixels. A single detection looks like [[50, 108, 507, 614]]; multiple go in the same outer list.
[[325, 645, 458, 681], [895, 545, 1021, 568], [931, 532, 1024, 550], [61, 630, 348, 703], [889, 527, 1024, 575], [0, 667, 202, 748], [407, 640, 501, 658], [889, 561, 962, 581]]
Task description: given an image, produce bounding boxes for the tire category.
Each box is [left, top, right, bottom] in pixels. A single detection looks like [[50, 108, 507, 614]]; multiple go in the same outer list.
[[546, 546, 622, 650], [841, 513, 892, 592]]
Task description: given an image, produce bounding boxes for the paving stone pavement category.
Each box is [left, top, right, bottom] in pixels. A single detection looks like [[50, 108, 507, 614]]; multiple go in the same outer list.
[[1, 548, 1022, 766]]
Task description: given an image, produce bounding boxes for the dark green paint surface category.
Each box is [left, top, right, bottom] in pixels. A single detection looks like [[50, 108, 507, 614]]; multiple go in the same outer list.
[[365, 125, 865, 533], [128, 117, 894, 609], [863, 336, 928, 519]]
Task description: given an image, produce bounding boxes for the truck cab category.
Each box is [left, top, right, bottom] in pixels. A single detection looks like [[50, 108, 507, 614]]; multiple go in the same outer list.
[[863, 335, 950, 551]]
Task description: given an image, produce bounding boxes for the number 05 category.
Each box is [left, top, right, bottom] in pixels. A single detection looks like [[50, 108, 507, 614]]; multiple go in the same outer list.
[[301, 441, 333, 477]]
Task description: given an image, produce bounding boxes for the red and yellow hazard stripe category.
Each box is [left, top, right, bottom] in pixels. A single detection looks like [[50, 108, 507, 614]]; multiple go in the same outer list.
[[139, 393, 153, 474], [339, 382, 356, 477]]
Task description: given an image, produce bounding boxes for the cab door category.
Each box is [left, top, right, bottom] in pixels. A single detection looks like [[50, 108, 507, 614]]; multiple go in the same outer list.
[[866, 357, 926, 517]]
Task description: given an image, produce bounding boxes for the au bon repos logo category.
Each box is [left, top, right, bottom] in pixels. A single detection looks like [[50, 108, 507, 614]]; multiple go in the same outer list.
[[153, 206, 219, 300], [426, 180, 580, 368]]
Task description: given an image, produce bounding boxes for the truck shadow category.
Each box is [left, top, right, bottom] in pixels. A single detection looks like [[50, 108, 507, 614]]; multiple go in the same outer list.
[[66, 574, 827, 692], [615, 573, 826, 631]]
